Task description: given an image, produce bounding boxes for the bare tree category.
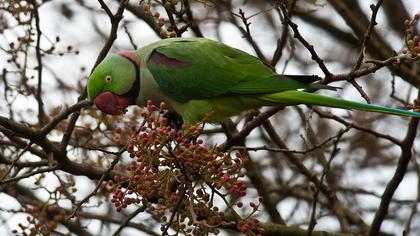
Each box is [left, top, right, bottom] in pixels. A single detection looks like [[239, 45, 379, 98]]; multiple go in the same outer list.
[[1, 0, 420, 235]]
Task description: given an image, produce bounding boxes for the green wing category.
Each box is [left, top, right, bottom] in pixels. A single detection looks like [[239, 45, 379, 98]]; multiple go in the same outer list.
[[146, 38, 329, 102]]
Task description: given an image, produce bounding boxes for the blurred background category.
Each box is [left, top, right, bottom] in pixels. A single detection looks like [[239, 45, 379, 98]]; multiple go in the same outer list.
[[0, 0, 420, 235]]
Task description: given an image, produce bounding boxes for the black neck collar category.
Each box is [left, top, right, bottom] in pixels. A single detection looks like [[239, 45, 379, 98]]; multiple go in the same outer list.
[[119, 53, 140, 103]]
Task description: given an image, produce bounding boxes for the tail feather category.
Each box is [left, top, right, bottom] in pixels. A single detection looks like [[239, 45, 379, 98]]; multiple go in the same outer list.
[[259, 91, 420, 118]]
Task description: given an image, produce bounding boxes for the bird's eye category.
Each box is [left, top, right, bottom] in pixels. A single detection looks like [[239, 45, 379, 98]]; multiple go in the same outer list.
[[105, 75, 112, 83]]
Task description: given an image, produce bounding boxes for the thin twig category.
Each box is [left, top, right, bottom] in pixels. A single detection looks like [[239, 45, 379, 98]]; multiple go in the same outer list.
[[68, 147, 125, 218], [313, 108, 402, 145], [183, 0, 203, 37], [162, 186, 186, 234], [348, 79, 372, 103], [0, 154, 48, 167], [369, 93, 419, 235], [123, 22, 138, 50], [278, 1, 332, 79], [0, 141, 33, 183], [97, 0, 114, 19], [390, 75, 410, 105], [0, 166, 57, 185], [40, 100, 92, 136], [262, 119, 353, 232], [347, 1, 384, 103], [29, 0, 45, 125], [236, 8, 267, 62], [232, 126, 350, 154], [112, 205, 147, 236], [353, 1, 385, 70], [330, 54, 415, 82], [271, 7, 289, 67], [219, 107, 283, 151], [307, 128, 347, 235], [61, 0, 128, 153], [403, 152, 420, 235]]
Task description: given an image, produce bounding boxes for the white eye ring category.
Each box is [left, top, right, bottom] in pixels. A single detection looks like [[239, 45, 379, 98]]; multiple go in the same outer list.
[[105, 75, 112, 83]]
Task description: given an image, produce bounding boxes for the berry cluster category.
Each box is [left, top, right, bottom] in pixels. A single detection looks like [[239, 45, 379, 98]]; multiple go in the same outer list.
[[12, 205, 66, 236], [1, 0, 32, 25], [108, 101, 264, 235], [141, 2, 177, 38], [404, 14, 420, 59]]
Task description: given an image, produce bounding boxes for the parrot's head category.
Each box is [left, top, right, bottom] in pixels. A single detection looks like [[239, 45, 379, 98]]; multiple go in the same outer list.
[[87, 51, 139, 115]]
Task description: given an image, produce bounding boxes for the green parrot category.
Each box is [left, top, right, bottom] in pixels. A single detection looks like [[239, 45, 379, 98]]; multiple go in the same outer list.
[[87, 37, 420, 125]]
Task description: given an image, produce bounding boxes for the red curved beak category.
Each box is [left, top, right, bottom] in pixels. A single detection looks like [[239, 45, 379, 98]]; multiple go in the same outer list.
[[94, 92, 132, 115]]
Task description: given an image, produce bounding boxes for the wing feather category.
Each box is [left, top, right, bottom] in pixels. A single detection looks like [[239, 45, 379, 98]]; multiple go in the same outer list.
[[146, 38, 327, 102]]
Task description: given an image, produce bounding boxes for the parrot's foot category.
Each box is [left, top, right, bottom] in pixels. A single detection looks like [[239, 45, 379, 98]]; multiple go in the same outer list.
[[163, 111, 184, 130]]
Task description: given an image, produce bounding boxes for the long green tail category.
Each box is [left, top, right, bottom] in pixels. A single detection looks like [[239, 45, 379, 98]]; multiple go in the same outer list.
[[259, 90, 420, 118]]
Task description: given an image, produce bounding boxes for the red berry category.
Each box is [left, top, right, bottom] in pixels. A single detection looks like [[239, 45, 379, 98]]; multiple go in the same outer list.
[[115, 139, 122, 145]]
